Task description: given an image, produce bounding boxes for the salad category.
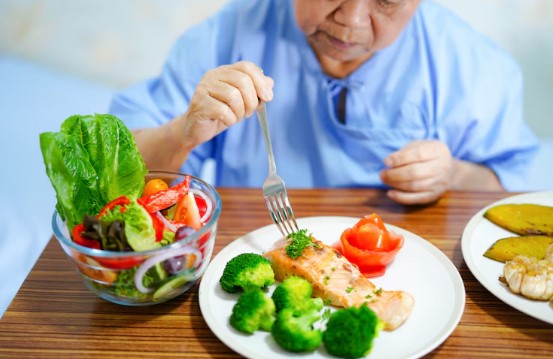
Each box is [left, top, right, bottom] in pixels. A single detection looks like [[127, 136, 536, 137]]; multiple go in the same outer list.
[[40, 114, 219, 303]]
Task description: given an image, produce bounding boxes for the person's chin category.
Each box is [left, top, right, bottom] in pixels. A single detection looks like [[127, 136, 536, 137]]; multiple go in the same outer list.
[[318, 34, 368, 60]]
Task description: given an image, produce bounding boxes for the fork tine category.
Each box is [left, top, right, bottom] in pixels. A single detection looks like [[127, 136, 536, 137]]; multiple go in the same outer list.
[[265, 196, 287, 237], [273, 194, 293, 235], [280, 193, 300, 232], [276, 192, 298, 235]]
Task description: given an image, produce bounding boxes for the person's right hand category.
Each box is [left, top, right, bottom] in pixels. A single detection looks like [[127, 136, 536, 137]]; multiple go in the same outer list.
[[178, 61, 274, 149]]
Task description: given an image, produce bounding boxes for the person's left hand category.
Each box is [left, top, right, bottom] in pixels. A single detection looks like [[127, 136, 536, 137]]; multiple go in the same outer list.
[[379, 140, 453, 205]]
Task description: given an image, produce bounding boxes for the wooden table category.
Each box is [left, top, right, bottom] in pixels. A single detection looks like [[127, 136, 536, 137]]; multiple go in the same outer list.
[[1, 189, 552, 358]]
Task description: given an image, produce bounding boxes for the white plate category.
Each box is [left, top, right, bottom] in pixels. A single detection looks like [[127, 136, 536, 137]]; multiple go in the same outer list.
[[199, 216, 465, 359], [461, 191, 553, 324]]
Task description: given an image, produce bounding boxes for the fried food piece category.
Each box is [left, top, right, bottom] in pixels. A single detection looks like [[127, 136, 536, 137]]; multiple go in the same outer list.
[[484, 235, 553, 263], [484, 203, 553, 236]]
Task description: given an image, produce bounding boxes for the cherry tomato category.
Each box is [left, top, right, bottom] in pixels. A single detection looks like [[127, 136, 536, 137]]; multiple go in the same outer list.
[[74, 253, 118, 284], [143, 178, 169, 197], [338, 213, 404, 278]]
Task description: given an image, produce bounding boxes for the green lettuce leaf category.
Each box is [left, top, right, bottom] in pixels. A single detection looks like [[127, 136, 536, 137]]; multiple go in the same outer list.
[[61, 114, 147, 204], [39, 131, 103, 230], [40, 114, 147, 231], [102, 200, 160, 252]]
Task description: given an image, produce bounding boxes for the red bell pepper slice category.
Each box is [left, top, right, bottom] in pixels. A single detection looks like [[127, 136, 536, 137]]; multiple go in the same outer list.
[[71, 223, 101, 249], [138, 176, 191, 213], [149, 212, 166, 241], [95, 256, 144, 270], [98, 195, 131, 217]]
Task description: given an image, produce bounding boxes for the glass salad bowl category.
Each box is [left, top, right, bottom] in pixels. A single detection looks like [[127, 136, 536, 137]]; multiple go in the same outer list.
[[52, 171, 222, 306]]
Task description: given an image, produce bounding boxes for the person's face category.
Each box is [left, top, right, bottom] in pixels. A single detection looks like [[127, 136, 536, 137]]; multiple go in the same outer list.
[[294, 0, 421, 75]]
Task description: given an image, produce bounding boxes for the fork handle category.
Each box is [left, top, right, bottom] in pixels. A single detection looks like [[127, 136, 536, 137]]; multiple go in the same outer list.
[[256, 102, 278, 175]]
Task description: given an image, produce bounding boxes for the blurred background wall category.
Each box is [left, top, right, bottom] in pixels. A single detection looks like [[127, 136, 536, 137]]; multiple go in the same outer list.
[[1, 0, 552, 137]]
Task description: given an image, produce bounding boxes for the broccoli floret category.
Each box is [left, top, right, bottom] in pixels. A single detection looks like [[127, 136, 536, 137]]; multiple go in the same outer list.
[[230, 288, 276, 334], [285, 229, 319, 258], [323, 305, 384, 358], [271, 308, 323, 352], [219, 253, 275, 293], [272, 276, 323, 313]]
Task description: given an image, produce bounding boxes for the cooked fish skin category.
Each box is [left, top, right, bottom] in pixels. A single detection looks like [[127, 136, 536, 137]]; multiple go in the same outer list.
[[263, 238, 414, 331]]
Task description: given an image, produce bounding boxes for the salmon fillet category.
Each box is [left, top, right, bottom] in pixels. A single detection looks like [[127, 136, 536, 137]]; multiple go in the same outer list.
[[263, 237, 414, 331]]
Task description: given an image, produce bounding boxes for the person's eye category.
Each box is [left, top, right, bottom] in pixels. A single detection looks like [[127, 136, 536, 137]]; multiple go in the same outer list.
[[376, 0, 403, 7]]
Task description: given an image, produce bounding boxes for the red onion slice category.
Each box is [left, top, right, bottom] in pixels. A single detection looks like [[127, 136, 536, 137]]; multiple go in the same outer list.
[[134, 246, 202, 294], [155, 211, 177, 232]]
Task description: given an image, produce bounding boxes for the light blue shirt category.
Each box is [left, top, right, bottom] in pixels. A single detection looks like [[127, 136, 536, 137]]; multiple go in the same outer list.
[[110, 0, 538, 191]]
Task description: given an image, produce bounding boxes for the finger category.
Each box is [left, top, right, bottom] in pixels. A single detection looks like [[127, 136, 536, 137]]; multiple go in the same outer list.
[[196, 69, 250, 121], [189, 91, 239, 128], [232, 61, 274, 102], [380, 160, 438, 184], [381, 174, 441, 193], [384, 141, 444, 168], [214, 68, 259, 118], [385, 189, 442, 205]]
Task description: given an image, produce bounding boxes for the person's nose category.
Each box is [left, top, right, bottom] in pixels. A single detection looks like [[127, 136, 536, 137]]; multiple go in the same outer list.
[[333, 0, 371, 28]]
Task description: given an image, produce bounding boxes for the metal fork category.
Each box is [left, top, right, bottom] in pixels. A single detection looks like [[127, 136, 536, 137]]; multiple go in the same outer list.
[[256, 102, 299, 237]]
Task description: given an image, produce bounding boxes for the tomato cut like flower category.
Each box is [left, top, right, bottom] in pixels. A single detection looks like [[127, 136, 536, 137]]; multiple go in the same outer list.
[[339, 213, 404, 277]]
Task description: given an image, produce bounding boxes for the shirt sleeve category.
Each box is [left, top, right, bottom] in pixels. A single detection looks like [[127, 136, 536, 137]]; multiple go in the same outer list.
[[451, 61, 539, 191], [427, 12, 540, 191], [479, 66, 540, 191]]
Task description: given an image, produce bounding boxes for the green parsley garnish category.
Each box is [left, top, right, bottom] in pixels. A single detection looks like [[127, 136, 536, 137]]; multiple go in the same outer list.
[[285, 229, 318, 258], [346, 287, 354, 293]]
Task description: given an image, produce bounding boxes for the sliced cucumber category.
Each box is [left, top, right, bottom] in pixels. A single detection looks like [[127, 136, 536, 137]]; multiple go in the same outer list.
[[148, 262, 169, 282], [152, 274, 191, 300]]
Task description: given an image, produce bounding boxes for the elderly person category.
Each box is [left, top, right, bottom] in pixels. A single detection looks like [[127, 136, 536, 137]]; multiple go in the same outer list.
[[110, 0, 538, 205]]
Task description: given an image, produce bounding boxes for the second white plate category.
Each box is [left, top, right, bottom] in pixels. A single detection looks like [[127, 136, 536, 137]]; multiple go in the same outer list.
[[199, 216, 465, 359], [461, 191, 553, 324]]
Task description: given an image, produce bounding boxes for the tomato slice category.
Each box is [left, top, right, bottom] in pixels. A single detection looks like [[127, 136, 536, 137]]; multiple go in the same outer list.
[[338, 214, 404, 278], [173, 192, 202, 230]]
